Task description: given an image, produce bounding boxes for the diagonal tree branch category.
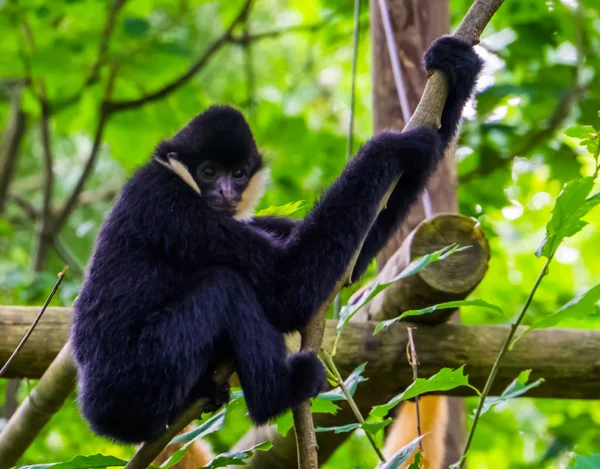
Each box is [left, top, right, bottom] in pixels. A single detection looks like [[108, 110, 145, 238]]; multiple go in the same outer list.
[[106, 0, 253, 114], [53, 67, 118, 234], [52, 0, 128, 112]]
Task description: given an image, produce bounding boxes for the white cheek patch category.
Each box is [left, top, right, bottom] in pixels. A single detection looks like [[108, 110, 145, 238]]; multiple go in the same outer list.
[[234, 168, 270, 220], [156, 157, 201, 195]]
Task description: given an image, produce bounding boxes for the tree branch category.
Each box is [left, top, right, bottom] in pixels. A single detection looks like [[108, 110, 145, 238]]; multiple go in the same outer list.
[[32, 86, 56, 272], [52, 0, 128, 112], [0, 88, 27, 214], [53, 67, 118, 234], [106, 0, 253, 114]]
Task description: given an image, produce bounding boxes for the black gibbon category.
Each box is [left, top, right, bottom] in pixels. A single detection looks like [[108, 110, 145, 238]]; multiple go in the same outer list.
[[70, 36, 482, 444]]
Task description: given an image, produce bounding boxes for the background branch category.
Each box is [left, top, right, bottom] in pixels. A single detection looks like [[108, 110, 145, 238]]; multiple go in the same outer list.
[[106, 0, 253, 113]]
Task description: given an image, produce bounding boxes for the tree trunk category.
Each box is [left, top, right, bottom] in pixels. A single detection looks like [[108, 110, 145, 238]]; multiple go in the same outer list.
[[370, 0, 465, 466]]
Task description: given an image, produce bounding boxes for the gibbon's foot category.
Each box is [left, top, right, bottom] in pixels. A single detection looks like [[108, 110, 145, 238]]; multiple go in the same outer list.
[[424, 36, 483, 90], [289, 352, 326, 401]]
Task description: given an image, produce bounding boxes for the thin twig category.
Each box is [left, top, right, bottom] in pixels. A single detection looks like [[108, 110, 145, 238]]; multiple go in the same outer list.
[[321, 351, 386, 462], [0, 266, 69, 378], [106, 0, 253, 113], [406, 327, 423, 453], [457, 254, 553, 468]]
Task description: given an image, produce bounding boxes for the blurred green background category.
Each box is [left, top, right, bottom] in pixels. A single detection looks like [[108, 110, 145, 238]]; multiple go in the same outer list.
[[1, 0, 599, 467]]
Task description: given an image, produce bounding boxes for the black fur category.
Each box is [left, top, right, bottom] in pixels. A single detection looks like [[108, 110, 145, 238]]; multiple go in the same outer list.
[[71, 37, 481, 444]]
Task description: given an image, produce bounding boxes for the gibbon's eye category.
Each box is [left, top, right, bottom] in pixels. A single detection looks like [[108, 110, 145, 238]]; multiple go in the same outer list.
[[232, 169, 245, 180], [202, 166, 216, 178]]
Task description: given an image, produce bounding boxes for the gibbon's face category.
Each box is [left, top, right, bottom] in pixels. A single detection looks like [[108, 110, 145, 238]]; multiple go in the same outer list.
[[195, 159, 253, 215], [155, 105, 270, 219]]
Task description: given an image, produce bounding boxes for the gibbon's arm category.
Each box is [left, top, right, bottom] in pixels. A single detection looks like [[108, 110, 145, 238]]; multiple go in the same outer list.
[[247, 38, 483, 284], [351, 36, 482, 279], [259, 127, 442, 333]]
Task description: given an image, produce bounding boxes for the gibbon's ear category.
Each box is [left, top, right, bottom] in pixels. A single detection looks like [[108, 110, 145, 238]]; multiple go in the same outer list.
[[234, 167, 270, 220], [155, 151, 201, 195]]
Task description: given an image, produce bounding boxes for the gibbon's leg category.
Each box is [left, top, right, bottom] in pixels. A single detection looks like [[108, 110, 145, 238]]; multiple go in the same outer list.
[[263, 127, 443, 333], [219, 268, 325, 424], [78, 273, 239, 443]]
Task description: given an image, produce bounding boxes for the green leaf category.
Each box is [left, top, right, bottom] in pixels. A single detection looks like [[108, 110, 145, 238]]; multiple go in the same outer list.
[[318, 363, 367, 401], [376, 435, 425, 469], [362, 419, 393, 436], [315, 423, 361, 434], [202, 441, 272, 468], [171, 408, 226, 443], [527, 283, 600, 331], [0, 218, 14, 238], [255, 200, 305, 217], [565, 125, 596, 139], [333, 244, 466, 355], [571, 454, 600, 468], [477, 370, 544, 416], [406, 452, 422, 469], [310, 397, 340, 415], [123, 16, 150, 38], [370, 367, 475, 418], [275, 411, 294, 437], [20, 455, 130, 469], [537, 177, 600, 258], [374, 299, 504, 335]]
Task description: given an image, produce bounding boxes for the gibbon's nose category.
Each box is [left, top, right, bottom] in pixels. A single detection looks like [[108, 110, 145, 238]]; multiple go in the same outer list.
[[217, 178, 241, 203]]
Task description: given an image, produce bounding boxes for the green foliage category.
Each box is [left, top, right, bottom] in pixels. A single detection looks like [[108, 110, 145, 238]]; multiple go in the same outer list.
[[374, 299, 505, 334], [477, 370, 544, 416], [333, 244, 466, 355], [527, 283, 600, 331], [536, 177, 600, 258], [2, 0, 600, 467], [370, 367, 476, 418]]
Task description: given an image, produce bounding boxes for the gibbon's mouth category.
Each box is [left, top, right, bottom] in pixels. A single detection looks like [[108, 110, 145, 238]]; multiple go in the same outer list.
[[206, 198, 238, 214]]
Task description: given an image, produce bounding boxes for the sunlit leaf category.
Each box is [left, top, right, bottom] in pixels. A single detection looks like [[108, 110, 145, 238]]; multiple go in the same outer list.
[[565, 125, 596, 139], [477, 370, 544, 416], [374, 299, 504, 335], [333, 245, 466, 355], [370, 367, 476, 418], [536, 177, 600, 258], [310, 397, 340, 415], [376, 435, 425, 469], [527, 284, 600, 331], [255, 200, 305, 217]]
